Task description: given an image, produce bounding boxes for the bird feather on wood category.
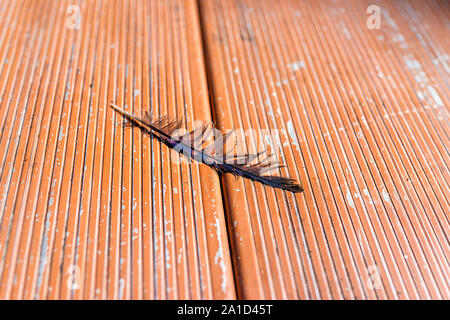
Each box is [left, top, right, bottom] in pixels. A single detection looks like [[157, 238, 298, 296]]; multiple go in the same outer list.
[[110, 103, 303, 193]]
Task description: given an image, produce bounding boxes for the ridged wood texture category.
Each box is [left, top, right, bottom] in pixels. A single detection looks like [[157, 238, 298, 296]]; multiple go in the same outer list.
[[0, 0, 448, 299], [0, 0, 235, 299], [200, 0, 449, 299]]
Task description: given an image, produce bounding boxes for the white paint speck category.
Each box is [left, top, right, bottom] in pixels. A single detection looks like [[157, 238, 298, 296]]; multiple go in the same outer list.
[[346, 190, 355, 208], [287, 61, 305, 71], [118, 278, 125, 299], [286, 121, 300, 152], [382, 188, 390, 202], [427, 86, 444, 107]]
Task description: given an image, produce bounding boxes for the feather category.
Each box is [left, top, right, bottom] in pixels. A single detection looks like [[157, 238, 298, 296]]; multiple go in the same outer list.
[[110, 103, 303, 193]]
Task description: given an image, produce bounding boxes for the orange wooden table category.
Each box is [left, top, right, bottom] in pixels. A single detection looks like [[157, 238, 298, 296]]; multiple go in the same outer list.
[[0, 0, 448, 299]]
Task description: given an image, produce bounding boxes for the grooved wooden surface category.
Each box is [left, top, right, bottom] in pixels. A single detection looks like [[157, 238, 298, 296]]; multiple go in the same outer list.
[[0, 0, 448, 300], [0, 0, 234, 299], [200, 0, 449, 299]]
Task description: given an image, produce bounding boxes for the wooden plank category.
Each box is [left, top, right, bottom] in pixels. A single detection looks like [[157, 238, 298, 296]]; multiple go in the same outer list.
[[199, 0, 449, 299], [0, 0, 235, 299]]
